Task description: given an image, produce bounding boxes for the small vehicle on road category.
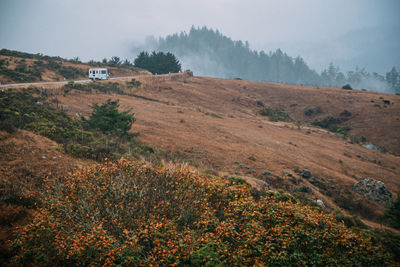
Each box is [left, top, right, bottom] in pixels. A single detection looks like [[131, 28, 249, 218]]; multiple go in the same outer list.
[[89, 68, 109, 80]]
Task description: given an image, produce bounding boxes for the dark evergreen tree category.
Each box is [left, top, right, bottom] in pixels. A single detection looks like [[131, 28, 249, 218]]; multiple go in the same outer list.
[[87, 99, 135, 138], [386, 67, 399, 92], [134, 51, 181, 74], [109, 56, 121, 66]]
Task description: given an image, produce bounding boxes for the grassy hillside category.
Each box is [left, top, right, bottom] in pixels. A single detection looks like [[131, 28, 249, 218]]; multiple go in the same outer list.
[[2, 73, 398, 224], [9, 159, 396, 266], [0, 49, 148, 84], [1, 52, 400, 264]]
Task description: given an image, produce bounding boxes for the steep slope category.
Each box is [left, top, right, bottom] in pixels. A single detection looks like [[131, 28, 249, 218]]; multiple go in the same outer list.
[[0, 130, 94, 260]]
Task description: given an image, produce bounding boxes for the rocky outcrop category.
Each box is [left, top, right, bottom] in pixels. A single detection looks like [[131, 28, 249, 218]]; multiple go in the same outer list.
[[353, 178, 392, 203], [316, 199, 325, 208]]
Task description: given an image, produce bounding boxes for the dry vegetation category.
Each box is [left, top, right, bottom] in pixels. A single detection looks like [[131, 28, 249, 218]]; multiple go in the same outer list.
[[1, 54, 400, 265], [9, 160, 396, 265], [39, 74, 400, 220]]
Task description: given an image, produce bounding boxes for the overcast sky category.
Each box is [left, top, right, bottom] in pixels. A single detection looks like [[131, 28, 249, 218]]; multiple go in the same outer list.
[[1, 0, 399, 73]]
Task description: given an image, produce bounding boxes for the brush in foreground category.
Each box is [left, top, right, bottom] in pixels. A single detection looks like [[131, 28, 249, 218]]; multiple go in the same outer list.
[[11, 159, 394, 266]]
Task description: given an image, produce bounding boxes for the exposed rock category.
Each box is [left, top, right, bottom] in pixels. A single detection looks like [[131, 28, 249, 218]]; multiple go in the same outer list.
[[316, 199, 325, 208], [353, 178, 392, 203], [300, 169, 311, 178]]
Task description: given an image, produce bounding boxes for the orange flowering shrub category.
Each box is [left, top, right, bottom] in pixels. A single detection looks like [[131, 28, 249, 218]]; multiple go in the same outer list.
[[12, 159, 394, 266]]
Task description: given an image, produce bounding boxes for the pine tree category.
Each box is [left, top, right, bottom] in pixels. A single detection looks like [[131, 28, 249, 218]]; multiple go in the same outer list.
[[87, 99, 135, 138], [134, 51, 181, 74]]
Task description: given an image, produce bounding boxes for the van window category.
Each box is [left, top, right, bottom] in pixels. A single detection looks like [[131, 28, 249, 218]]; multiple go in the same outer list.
[[101, 70, 106, 74]]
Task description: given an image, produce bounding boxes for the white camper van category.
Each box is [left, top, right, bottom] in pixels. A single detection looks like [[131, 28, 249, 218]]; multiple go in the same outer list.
[[88, 68, 109, 80]]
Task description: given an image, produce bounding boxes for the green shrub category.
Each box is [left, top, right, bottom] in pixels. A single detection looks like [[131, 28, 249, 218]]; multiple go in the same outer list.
[[227, 176, 250, 186], [57, 66, 85, 79], [63, 81, 126, 95], [296, 185, 312, 193], [261, 171, 272, 176], [126, 78, 141, 88], [190, 242, 224, 266], [309, 177, 328, 190], [0, 63, 42, 82], [334, 210, 367, 229], [304, 108, 314, 116], [209, 113, 223, 119], [0, 117, 17, 133], [312, 116, 351, 134], [342, 84, 353, 90], [64, 143, 91, 158], [369, 230, 400, 262], [259, 108, 292, 122], [184, 69, 193, 77], [248, 156, 256, 161], [340, 110, 352, 117], [284, 171, 293, 177], [304, 106, 323, 116], [383, 191, 400, 229]]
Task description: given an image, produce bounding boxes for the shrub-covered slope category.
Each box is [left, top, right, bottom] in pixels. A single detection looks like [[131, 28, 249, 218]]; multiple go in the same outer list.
[[11, 160, 394, 266], [0, 49, 147, 84]]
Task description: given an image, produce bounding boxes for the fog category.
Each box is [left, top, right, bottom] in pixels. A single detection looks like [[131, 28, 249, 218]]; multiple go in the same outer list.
[[1, 0, 399, 74]]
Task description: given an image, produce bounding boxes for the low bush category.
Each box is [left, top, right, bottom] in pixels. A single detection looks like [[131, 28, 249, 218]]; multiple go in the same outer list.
[[226, 176, 250, 186], [0, 64, 42, 82], [369, 230, 400, 262], [312, 116, 352, 134], [333, 210, 367, 229], [63, 81, 126, 95], [304, 106, 323, 116], [11, 160, 394, 265], [383, 191, 400, 229], [56, 66, 85, 79], [309, 177, 328, 191], [296, 185, 312, 193], [259, 108, 292, 122], [304, 108, 314, 116], [126, 78, 141, 88], [184, 69, 193, 77]]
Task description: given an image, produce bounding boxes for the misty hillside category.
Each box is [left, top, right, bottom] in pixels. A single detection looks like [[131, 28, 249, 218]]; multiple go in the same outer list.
[[146, 26, 399, 94]]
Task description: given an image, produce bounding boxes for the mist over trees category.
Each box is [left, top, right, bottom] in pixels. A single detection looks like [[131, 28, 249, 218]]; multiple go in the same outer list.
[[140, 26, 399, 94]]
